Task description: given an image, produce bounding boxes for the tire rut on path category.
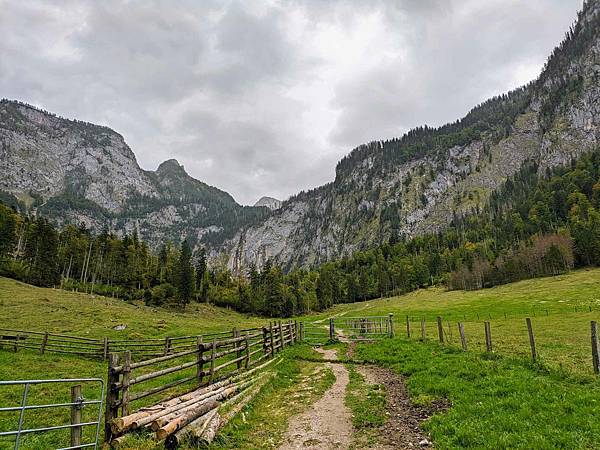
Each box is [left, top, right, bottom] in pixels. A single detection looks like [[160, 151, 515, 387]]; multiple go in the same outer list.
[[278, 348, 352, 450]]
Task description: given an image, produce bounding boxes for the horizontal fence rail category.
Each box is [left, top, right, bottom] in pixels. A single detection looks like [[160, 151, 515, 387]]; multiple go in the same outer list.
[[0, 378, 104, 450], [0, 327, 286, 362]]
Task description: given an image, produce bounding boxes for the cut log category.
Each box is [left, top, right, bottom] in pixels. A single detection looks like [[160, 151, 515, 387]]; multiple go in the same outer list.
[[112, 370, 255, 434], [165, 408, 219, 450], [143, 384, 233, 431], [197, 411, 222, 446], [111, 355, 280, 437], [155, 399, 219, 440], [197, 372, 273, 445], [154, 377, 260, 440]]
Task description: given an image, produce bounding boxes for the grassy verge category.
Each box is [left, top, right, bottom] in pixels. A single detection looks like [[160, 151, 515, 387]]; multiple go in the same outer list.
[[345, 366, 386, 449], [356, 337, 600, 449]]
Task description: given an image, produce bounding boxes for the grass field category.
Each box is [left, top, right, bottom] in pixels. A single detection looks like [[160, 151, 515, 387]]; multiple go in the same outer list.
[[304, 268, 600, 378], [2, 269, 600, 448], [356, 338, 600, 449], [0, 276, 265, 339], [308, 268, 600, 321]]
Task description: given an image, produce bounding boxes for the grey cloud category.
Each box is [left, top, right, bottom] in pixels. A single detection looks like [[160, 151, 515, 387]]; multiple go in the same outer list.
[[0, 0, 583, 204]]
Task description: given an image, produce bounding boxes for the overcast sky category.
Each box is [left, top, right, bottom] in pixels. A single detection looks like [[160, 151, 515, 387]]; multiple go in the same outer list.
[[0, 0, 583, 205]]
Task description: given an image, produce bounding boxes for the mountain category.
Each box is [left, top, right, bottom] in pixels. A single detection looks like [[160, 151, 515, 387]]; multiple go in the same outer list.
[[1, 1, 599, 273], [0, 101, 269, 251], [253, 196, 282, 210], [225, 0, 600, 272]]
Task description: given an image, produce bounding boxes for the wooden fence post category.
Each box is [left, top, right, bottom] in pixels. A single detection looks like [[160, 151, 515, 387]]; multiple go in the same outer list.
[[299, 322, 304, 342], [164, 337, 172, 355], [103, 337, 109, 361], [406, 315, 410, 338], [484, 321, 492, 353], [437, 316, 444, 343], [591, 321, 599, 375], [197, 336, 204, 385], [121, 351, 132, 416], [458, 322, 467, 351], [244, 334, 250, 369], [40, 332, 49, 354], [388, 313, 394, 337], [526, 318, 537, 361], [234, 328, 242, 370], [420, 318, 426, 341], [71, 384, 82, 448], [262, 327, 269, 355], [105, 353, 119, 442], [269, 322, 275, 355], [209, 339, 216, 383], [329, 318, 335, 340], [279, 321, 284, 350]]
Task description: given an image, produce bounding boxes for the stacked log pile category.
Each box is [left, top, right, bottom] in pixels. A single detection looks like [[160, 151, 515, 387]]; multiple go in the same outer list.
[[110, 357, 277, 448]]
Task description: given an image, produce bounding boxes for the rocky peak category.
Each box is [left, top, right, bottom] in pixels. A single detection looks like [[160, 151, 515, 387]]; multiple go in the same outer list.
[[156, 159, 185, 175], [254, 196, 282, 210]]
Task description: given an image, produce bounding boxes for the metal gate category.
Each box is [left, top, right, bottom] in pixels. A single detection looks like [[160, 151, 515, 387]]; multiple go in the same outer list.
[[0, 378, 104, 450], [301, 320, 331, 346], [335, 315, 393, 341], [301, 314, 394, 345]]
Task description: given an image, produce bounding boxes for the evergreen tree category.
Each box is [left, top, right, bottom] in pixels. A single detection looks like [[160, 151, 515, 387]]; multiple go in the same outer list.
[[25, 218, 59, 287], [176, 240, 194, 308], [0, 203, 17, 259], [196, 247, 207, 282]]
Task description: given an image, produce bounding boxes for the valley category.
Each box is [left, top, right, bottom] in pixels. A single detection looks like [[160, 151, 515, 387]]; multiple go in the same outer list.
[[1, 1, 600, 449], [1, 268, 600, 448]]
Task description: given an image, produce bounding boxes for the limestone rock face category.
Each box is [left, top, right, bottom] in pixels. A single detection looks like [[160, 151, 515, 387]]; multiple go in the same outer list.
[[0, 100, 268, 252], [253, 196, 282, 210], [222, 1, 600, 272], [0, 102, 156, 211]]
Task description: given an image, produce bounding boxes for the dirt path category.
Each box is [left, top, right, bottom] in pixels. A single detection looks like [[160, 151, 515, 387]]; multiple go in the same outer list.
[[354, 365, 445, 449], [346, 339, 447, 449], [279, 348, 352, 449]]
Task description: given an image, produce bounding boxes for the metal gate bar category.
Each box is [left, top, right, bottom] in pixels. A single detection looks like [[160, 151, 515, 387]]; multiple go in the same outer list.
[[0, 378, 104, 450]]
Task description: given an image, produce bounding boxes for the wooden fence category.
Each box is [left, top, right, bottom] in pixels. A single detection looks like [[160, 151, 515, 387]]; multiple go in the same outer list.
[[105, 320, 298, 441], [0, 327, 279, 361], [0, 328, 106, 358]]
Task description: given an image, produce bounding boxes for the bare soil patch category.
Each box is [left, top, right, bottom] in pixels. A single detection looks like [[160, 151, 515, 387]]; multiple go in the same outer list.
[[279, 348, 352, 449], [355, 365, 449, 449]]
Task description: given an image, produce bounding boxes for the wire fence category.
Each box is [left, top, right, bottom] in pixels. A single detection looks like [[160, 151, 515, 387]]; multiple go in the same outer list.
[[401, 314, 600, 377]]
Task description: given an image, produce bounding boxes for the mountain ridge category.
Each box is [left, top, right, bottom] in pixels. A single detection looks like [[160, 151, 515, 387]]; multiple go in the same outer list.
[[0, 1, 599, 271], [0, 99, 269, 251], [224, 0, 600, 272]]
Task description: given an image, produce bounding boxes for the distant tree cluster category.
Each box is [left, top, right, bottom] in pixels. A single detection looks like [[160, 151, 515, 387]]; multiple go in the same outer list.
[[2, 144, 600, 316]]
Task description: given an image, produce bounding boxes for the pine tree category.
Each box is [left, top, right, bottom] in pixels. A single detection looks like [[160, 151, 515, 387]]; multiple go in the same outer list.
[[176, 241, 194, 308], [0, 203, 17, 259], [196, 247, 207, 282]]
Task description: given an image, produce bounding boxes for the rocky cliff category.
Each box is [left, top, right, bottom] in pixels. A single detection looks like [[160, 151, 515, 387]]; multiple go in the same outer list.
[[253, 196, 282, 210], [0, 101, 268, 251], [224, 0, 600, 272], [1, 1, 599, 272]]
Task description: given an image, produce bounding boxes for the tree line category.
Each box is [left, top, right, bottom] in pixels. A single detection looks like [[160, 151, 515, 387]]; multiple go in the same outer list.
[[1, 147, 600, 316]]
